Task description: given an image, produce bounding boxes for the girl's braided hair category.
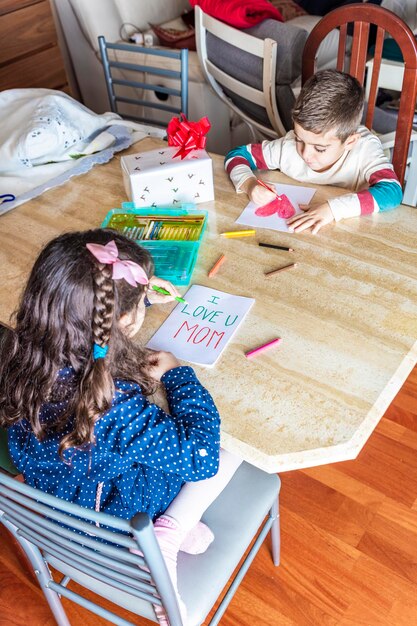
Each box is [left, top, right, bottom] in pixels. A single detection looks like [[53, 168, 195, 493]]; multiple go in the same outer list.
[[0, 228, 156, 458]]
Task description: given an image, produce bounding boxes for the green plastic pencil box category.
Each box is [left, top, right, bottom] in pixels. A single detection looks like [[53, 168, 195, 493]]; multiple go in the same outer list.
[[101, 203, 208, 285]]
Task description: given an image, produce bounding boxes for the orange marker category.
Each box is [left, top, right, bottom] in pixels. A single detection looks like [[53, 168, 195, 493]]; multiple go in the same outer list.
[[208, 254, 226, 278]]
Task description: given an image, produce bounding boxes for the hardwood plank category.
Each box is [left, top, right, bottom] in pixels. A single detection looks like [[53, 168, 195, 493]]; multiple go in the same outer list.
[[273, 510, 359, 618], [349, 553, 416, 607], [377, 498, 417, 533], [387, 599, 417, 625], [0, 0, 40, 18], [357, 514, 417, 583], [281, 473, 375, 547], [0, 45, 67, 90], [0, 1, 58, 65], [336, 430, 417, 507], [302, 465, 386, 510]]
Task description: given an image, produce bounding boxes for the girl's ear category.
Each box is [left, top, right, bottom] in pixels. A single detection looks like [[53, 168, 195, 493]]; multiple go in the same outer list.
[[119, 310, 135, 332], [344, 132, 361, 151], [119, 296, 147, 338]]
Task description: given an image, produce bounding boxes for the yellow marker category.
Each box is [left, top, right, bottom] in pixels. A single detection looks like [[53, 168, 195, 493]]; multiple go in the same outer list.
[[220, 230, 256, 238]]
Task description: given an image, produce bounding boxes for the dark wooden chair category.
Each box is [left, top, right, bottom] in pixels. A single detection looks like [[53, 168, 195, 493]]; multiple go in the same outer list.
[[302, 3, 417, 186]]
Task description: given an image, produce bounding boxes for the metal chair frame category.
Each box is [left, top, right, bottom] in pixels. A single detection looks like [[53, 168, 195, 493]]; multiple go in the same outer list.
[[0, 463, 280, 626], [98, 36, 188, 127]]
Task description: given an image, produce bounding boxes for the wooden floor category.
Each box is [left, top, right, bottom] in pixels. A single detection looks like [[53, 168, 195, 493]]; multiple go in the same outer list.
[[1, 365, 416, 626]]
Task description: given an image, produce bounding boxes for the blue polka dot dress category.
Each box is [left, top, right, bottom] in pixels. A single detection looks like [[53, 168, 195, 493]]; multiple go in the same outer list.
[[8, 366, 221, 521]]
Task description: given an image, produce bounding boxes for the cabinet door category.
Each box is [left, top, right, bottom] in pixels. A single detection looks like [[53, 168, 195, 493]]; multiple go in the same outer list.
[[0, 0, 68, 91]]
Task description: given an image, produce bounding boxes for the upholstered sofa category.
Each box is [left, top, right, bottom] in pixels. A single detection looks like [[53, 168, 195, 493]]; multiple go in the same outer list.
[[51, 0, 416, 154]]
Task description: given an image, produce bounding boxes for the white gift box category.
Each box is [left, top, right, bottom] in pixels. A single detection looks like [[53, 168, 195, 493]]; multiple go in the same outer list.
[[121, 146, 214, 207]]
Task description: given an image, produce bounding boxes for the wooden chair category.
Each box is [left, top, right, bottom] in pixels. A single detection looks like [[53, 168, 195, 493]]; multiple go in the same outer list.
[[302, 2, 417, 186], [195, 6, 287, 140], [98, 36, 188, 127], [0, 461, 280, 626]]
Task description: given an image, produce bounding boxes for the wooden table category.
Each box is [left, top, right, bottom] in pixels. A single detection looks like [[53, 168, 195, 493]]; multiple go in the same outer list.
[[1, 137, 416, 472]]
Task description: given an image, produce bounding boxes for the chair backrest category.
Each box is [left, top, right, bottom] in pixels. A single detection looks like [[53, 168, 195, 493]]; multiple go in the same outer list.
[[98, 36, 188, 127], [0, 471, 184, 626], [195, 6, 287, 139], [0, 323, 281, 625], [302, 3, 417, 185], [0, 460, 281, 626]]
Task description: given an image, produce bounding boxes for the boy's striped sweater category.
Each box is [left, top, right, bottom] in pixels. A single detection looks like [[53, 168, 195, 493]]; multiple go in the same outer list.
[[225, 126, 402, 221]]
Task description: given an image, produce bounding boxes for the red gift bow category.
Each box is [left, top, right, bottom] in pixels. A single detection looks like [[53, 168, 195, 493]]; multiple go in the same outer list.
[[167, 114, 211, 159]]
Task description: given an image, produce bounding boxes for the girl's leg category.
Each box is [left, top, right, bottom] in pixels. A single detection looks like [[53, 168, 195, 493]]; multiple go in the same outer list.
[[163, 449, 242, 530], [153, 450, 242, 625]]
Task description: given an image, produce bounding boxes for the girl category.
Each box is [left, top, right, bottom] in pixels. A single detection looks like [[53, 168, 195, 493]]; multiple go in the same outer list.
[[0, 228, 241, 625]]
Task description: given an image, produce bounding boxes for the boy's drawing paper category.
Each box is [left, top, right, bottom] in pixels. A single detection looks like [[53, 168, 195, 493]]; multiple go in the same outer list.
[[147, 285, 254, 366], [236, 182, 316, 233]]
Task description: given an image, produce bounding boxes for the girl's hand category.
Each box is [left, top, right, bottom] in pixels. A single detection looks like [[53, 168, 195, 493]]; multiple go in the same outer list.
[[147, 276, 182, 304], [147, 350, 180, 380], [287, 202, 334, 234]]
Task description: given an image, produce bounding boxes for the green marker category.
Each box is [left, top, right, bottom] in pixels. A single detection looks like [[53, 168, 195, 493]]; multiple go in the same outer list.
[[151, 285, 188, 304]]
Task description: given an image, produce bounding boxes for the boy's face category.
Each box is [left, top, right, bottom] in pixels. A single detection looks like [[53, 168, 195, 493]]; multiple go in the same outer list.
[[293, 122, 359, 172]]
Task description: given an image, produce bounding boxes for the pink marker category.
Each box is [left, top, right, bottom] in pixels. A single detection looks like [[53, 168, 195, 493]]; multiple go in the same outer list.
[[245, 337, 282, 359]]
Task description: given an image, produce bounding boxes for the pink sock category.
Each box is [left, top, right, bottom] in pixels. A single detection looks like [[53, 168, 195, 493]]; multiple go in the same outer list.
[[153, 515, 187, 625], [180, 521, 214, 555]]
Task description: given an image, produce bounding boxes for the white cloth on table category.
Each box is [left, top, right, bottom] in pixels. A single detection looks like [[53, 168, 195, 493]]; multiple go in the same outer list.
[[0, 88, 165, 215]]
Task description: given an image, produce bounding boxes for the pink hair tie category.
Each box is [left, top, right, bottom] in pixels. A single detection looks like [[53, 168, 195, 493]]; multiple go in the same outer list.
[[86, 240, 149, 287]]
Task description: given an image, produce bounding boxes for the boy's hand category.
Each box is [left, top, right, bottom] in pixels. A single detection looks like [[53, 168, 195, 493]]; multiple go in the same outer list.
[[241, 178, 276, 205], [147, 350, 180, 380], [287, 202, 334, 234], [147, 276, 182, 304]]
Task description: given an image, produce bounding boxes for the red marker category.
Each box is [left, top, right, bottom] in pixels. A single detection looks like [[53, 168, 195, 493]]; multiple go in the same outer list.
[[256, 178, 279, 198]]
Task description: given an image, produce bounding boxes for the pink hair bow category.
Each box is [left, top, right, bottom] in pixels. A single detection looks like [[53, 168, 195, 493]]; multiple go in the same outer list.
[[86, 240, 149, 287]]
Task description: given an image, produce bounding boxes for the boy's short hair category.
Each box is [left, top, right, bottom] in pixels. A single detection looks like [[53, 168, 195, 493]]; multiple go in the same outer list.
[[292, 70, 365, 142]]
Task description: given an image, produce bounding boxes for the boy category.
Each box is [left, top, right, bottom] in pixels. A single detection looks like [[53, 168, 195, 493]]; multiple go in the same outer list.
[[225, 70, 403, 234]]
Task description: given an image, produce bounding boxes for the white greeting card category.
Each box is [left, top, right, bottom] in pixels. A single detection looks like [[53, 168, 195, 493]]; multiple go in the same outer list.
[[146, 285, 254, 366], [236, 182, 316, 233]]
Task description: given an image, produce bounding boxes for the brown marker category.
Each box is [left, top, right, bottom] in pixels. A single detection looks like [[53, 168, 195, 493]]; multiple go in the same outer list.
[[264, 262, 297, 277]]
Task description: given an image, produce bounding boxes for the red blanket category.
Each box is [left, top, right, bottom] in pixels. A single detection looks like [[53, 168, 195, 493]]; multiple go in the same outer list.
[[190, 0, 283, 28]]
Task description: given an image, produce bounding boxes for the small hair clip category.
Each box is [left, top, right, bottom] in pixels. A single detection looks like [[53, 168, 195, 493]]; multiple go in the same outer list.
[[86, 240, 149, 287], [93, 343, 108, 360]]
